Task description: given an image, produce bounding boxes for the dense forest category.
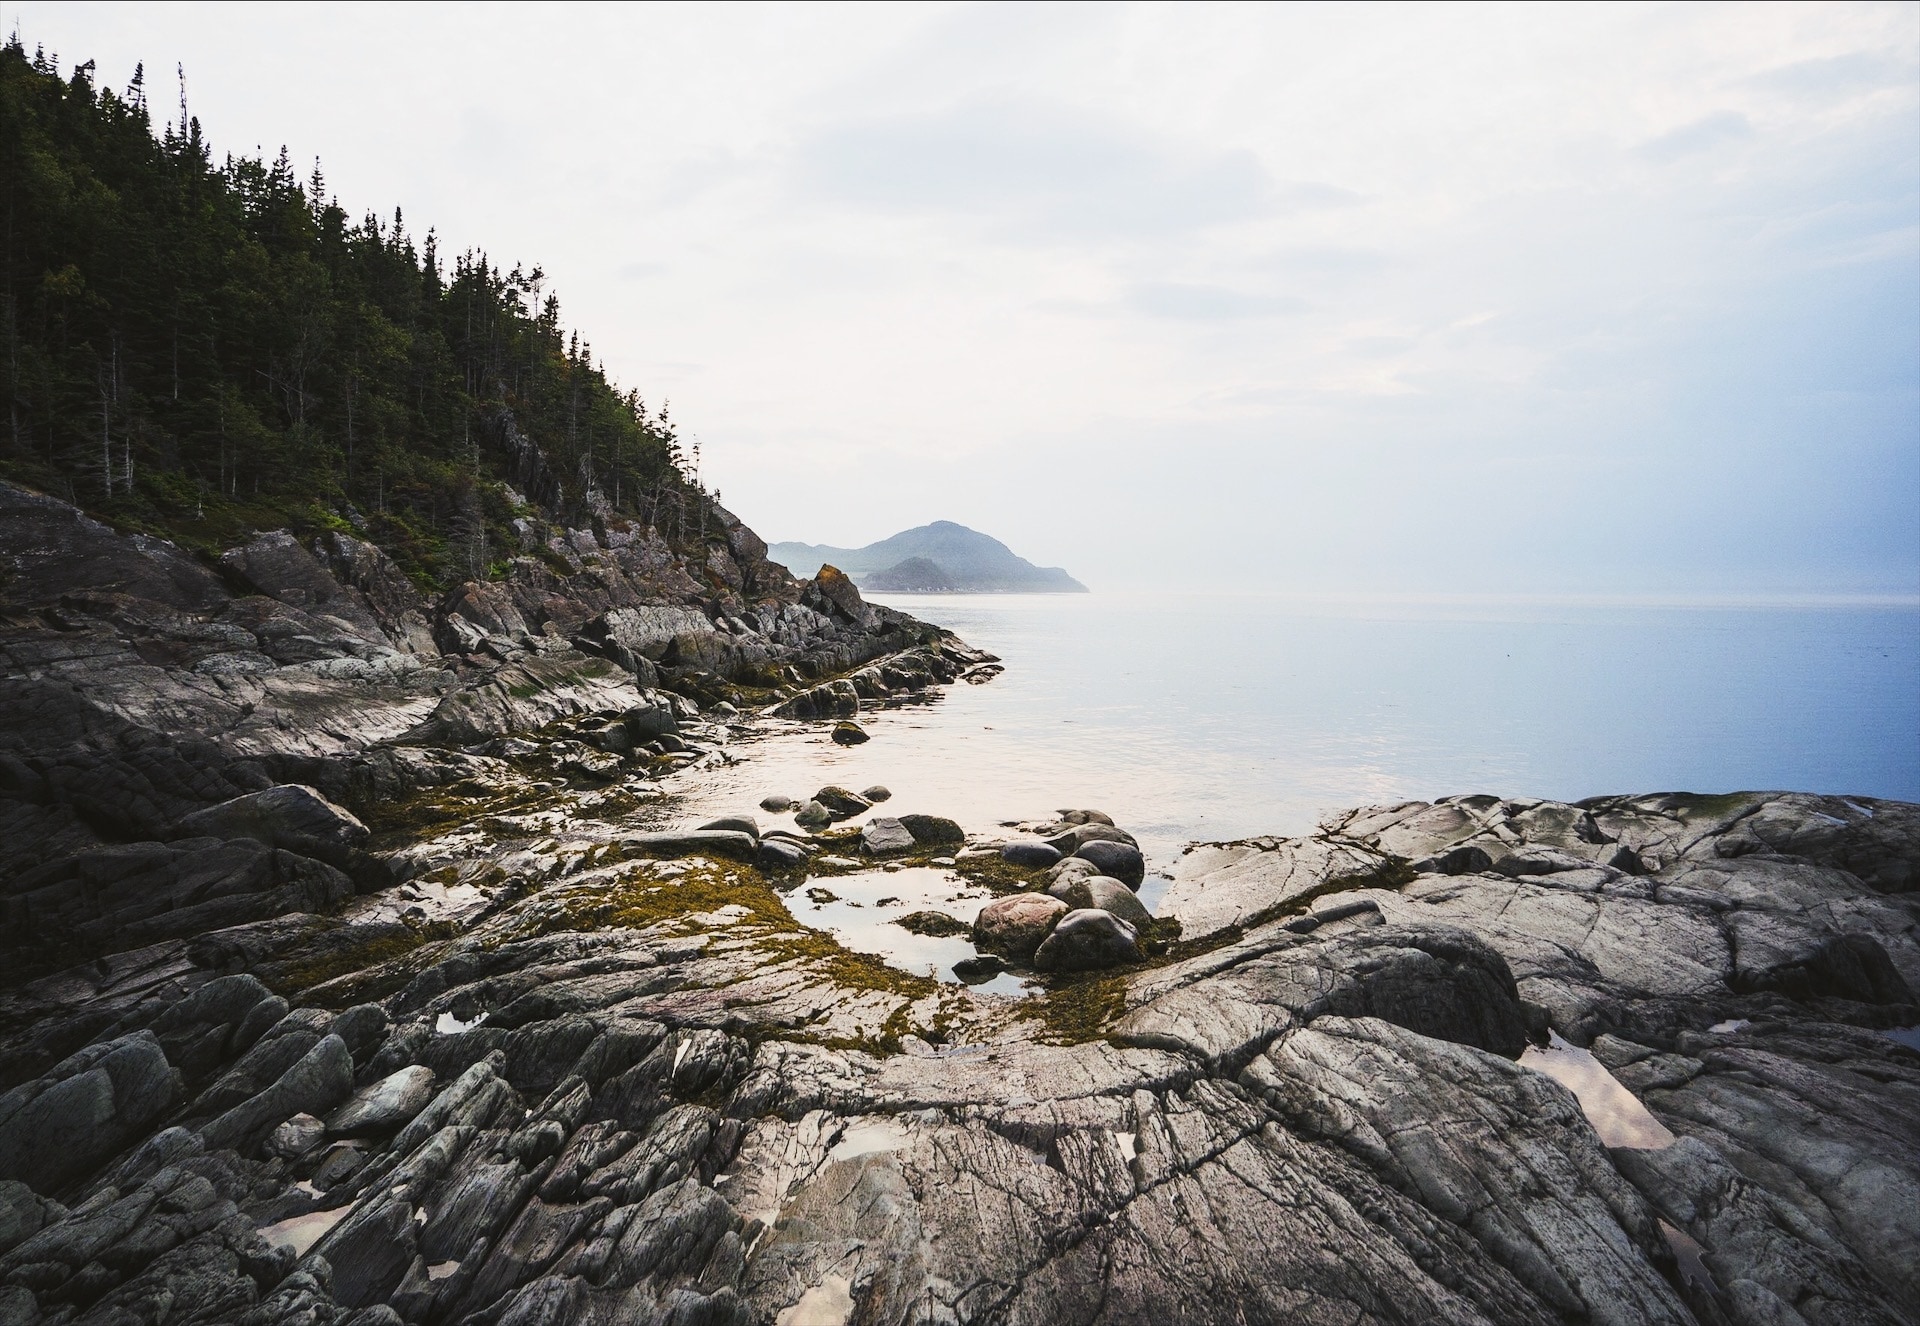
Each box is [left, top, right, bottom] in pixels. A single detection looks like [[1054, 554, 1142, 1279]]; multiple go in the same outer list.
[[0, 36, 718, 589]]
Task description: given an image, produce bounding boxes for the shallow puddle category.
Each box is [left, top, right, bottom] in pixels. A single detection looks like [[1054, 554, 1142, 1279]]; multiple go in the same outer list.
[[258, 1205, 349, 1257], [777, 867, 1035, 997], [1520, 1032, 1676, 1149]]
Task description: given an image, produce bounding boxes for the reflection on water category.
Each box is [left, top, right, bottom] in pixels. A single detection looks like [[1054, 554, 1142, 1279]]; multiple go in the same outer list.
[[1520, 1032, 1676, 1149], [669, 592, 1919, 858], [775, 867, 1036, 998]]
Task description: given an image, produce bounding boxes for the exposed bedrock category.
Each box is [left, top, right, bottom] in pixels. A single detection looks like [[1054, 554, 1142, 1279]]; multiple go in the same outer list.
[[0, 788, 1907, 1325]]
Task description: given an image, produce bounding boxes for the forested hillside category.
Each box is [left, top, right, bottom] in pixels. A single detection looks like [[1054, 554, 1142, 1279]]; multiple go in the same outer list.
[[0, 36, 715, 590]]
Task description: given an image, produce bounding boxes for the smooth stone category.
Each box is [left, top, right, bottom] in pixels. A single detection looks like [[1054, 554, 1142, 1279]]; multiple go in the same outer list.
[[759, 795, 796, 813], [269, 1112, 327, 1159], [1056, 809, 1115, 826], [861, 818, 917, 856], [697, 815, 760, 840], [328, 1066, 437, 1136], [1033, 909, 1142, 972], [1002, 841, 1063, 868], [1048, 874, 1153, 930], [812, 786, 872, 819], [951, 954, 1007, 982], [862, 785, 892, 803], [1073, 839, 1146, 888], [1043, 822, 1137, 855], [759, 838, 810, 871], [794, 800, 832, 829], [831, 721, 870, 746], [972, 894, 1068, 962]]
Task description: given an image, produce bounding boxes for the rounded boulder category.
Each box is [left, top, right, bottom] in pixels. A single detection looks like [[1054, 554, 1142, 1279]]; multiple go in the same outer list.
[[972, 893, 1068, 962], [1033, 909, 1142, 973], [1001, 841, 1062, 869], [1047, 874, 1153, 930], [1073, 839, 1145, 888]]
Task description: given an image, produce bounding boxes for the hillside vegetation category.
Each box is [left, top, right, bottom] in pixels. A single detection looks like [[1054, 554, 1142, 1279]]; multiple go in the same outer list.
[[0, 37, 719, 591]]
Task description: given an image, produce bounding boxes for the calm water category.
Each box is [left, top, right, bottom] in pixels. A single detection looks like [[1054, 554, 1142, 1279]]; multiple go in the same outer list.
[[674, 592, 1920, 866]]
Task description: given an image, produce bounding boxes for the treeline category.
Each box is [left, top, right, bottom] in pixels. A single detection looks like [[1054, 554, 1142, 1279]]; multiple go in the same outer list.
[[0, 36, 714, 588]]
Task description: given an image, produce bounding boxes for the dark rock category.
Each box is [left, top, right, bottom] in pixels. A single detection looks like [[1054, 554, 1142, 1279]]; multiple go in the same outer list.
[[971, 894, 1067, 962], [757, 796, 795, 813], [811, 787, 870, 819], [951, 954, 1006, 981], [792, 801, 831, 830], [861, 786, 892, 803], [696, 816, 760, 840], [758, 839, 810, 872], [326, 1066, 436, 1136], [1044, 822, 1137, 854], [897, 814, 964, 846], [200, 1033, 354, 1151], [0, 1032, 176, 1192], [1001, 840, 1062, 868], [830, 721, 869, 746], [1033, 908, 1142, 972], [1072, 839, 1146, 888], [172, 785, 370, 870]]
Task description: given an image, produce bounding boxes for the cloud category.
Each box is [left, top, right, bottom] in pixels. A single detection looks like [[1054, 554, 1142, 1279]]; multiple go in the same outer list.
[[796, 98, 1274, 240], [1636, 111, 1755, 163], [1126, 282, 1308, 320], [1744, 51, 1911, 98]]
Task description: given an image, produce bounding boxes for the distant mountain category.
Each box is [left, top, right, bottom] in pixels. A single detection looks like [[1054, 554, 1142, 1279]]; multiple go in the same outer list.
[[769, 521, 1088, 593]]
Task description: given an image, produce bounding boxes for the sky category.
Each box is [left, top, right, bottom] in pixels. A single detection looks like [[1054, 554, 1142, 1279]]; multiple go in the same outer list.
[[10, 1, 1918, 595]]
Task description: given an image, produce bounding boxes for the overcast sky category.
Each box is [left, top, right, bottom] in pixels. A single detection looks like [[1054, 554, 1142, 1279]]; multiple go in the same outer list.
[[12, 1, 1918, 594]]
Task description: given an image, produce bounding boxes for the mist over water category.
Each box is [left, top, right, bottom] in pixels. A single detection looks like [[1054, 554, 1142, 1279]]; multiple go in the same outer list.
[[672, 591, 1920, 867]]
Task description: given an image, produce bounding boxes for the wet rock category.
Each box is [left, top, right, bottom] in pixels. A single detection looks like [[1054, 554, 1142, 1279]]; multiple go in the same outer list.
[[327, 1066, 437, 1137], [830, 721, 869, 746], [199, 1033, 354, 1151], [951, 954, 1006, 981], [1049, 874, 1154, 930], [696, 816, 760, 840], [860, 818, 916, 857], [861, 785, 892, 803], [1044, 821, 1138, 854], [172, 784, 370, 870], [792, 801, 831, 830], [811, 787, 871, 819], [1073, 838, 1146, 888], [1001, 840, 1062, 868], [1033, 908, 1142, 972], [757, 795, 795, 813], [971, 893, 1067, 962]]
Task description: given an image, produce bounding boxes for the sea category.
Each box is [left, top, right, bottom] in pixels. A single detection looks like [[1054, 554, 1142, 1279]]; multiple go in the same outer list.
[[672, 591, 1920, 869]]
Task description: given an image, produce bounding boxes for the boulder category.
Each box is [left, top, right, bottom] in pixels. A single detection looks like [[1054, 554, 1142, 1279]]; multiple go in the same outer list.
[[1073, 839, 1146, 888], [861, 818, 916, 856], [199, 1033, 355, 1151], [759, 795, 796, 813], [759, 838, 810, 871], [1056, 809, 1115, 826], [1001, 840, 1062, 868], [831, 721, 870, 747], [697, 816, 760, 840], [328, 1066, 437, 1136], [862, 786, 892, 803], [268, 1112, 327, 1159], [972, 894, 1068, 962], [793, 801, 832, 830], [173, 784, 369, 869], [1044, 822, 1137, 854], [952, 954, 1006, 981], [1048, 874, 1153, 930], [898, 814, 964, 847], [812, 787, 871, 819], [0, 1032, 177, 1192], [1033, 909, 1142, 972]]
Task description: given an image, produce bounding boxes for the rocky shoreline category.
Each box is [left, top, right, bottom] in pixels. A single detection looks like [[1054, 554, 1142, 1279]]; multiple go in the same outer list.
[[2, 481, 1918, 1326]]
